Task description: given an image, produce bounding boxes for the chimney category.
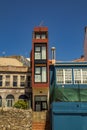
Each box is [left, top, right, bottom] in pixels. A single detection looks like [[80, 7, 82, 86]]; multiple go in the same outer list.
[[84, 27, 87, 61], [51, 47, 56, 64]]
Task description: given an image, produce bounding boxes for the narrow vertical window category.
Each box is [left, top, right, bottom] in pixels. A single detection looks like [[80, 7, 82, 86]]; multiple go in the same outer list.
[[0, 75, 2, 87], [42, 46, 46, 59], [5, 75, 10, 87], [74, 69, 81, 84], [13, 76, 18, 87], [20, 76, 25, 87], [82, 69, 87, 84], [56, 69, 64, 84]]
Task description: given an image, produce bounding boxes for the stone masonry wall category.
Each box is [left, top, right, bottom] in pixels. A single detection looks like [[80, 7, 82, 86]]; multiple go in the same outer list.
[[0, 108, 32, 130]]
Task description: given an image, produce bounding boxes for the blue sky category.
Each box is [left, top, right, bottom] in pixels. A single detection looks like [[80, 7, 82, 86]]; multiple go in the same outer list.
[[0, 0, 87, 61]]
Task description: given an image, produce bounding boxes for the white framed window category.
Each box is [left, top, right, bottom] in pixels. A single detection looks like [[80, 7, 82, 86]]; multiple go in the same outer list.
[[74, 69, 82, 84], [82, 69, 87, 84], [65, 69, 72, 84], [56, 69, 72, 84], [56, 69, 64, 84]]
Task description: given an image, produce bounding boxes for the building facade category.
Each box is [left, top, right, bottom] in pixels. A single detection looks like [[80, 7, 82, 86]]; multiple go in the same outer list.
[[31, 27, 49, 111], [50, 61, 87, 102], [0, 57, 31, 107]]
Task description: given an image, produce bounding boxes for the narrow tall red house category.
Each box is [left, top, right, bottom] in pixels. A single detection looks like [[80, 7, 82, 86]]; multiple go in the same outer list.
[[31, 26, 49, 111]]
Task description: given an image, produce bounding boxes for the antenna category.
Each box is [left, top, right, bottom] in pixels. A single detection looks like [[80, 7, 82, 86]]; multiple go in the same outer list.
[[39, 21, 44, 26]]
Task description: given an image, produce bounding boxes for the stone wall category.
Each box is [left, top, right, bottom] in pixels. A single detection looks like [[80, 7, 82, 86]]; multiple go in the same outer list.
[[0, 108, 32, 130]]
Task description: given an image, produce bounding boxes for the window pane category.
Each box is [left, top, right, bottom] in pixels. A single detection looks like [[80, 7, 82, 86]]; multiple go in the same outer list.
[[35, 75, 41, 82], [36, 34, 40, 39], [56, 69, 64, 84], [41, 34, 46, 39], [5, 82, 10, 86], [42, 67, 47, 82], [13, 82, 17, 86], [35, 52, 41, 59], [42, 47, 46, 59], [13, 76, 17, 81], [65, 69, 72, 84], [0, 82, 2, 86], [20, 76, 25, 81], [0, 75, 2, 80], [13, 76, 17, 87], [35, 46, 40, 51], [35, 67, 40, 74], [82, 69, 87, 84], [74, 69, 81, 84]]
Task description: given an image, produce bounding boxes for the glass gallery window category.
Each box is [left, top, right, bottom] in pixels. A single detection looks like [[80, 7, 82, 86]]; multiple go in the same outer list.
[[35, 66, 47, 82], [74, 69, 87, 84], [56, 69, 72, 84], [82, 69, 87, 84], [74, 69, 81, 84], [34, 44, 46, 60]]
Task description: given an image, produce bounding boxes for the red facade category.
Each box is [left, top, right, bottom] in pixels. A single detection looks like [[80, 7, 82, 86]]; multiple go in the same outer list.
[[31, 27, 49, 88]]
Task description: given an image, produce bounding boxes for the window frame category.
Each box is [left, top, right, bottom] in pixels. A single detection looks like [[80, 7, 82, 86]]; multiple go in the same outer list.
[[34, 66, 47, 83], [56, 69, 72, 84], [34, 44, 47, 60]]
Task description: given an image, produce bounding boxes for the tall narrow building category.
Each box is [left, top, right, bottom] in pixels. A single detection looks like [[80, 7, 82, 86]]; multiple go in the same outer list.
[[84, 27, 87, 61], [31, 26, 49, 111]]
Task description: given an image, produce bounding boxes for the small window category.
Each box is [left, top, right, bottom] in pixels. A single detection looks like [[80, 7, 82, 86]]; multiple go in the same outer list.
[[36, 34, 40, 39], [5, 75, 10, 86], [0, 75, 2, 87], [13, 76, 18, 87], [27, 76, 31, 87], [6, 94, 14, 107], [20, 76, 25, 87], [41, 34, 46, 39]]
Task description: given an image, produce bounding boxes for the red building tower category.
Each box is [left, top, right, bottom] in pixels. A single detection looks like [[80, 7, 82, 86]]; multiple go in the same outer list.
[[31, 26, 49, 111]]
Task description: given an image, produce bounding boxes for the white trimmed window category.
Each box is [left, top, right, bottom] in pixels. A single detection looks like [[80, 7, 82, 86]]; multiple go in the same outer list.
[[56, 69, 72, 84], [74, 69, 82, 84], [65, 69, 72, 84], [82, 69, 87, 84]]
